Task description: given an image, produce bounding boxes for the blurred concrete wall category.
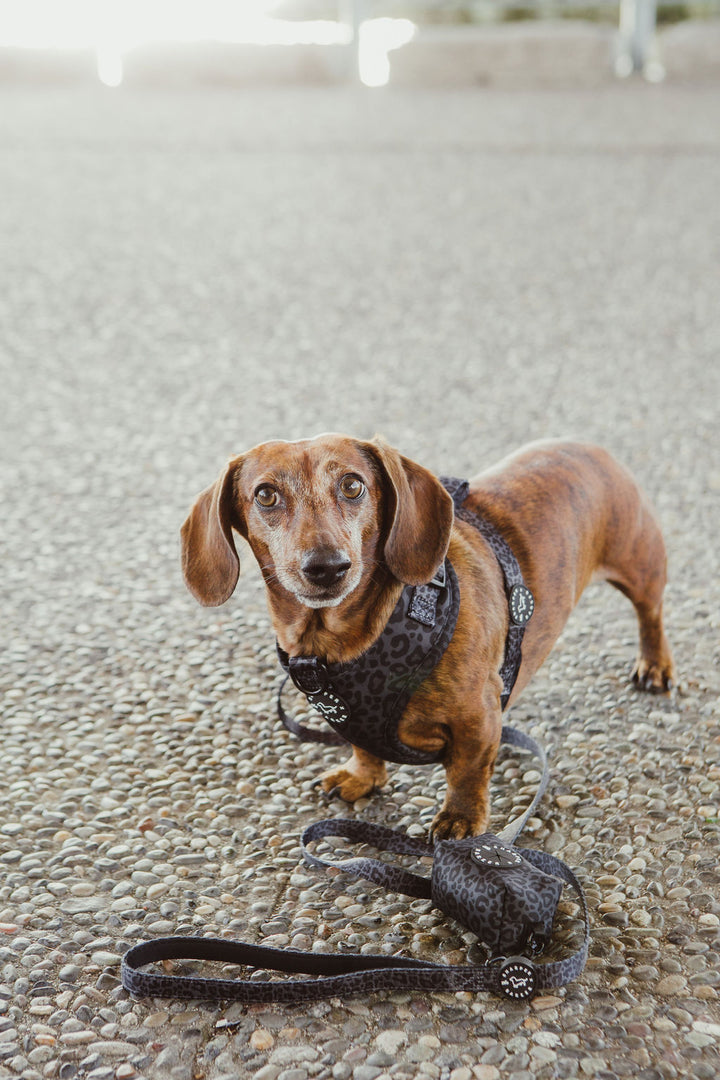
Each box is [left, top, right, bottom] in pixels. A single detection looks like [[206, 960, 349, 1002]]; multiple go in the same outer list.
[[0, 19, 718, 87]]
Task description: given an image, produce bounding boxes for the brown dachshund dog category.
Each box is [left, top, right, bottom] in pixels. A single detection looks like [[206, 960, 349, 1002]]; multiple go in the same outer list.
[[181, 436, 674, 840]]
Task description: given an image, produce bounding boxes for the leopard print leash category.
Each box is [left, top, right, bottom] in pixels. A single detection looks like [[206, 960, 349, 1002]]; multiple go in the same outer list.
[[122, 729, 589, 1003]]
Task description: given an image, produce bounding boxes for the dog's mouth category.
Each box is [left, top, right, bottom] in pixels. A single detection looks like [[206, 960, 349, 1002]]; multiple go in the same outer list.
[[295, 579, 357, 609], [297, 590, 347, 609]]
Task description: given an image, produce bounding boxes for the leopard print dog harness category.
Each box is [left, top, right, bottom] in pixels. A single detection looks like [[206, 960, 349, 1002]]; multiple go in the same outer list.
[[277, 558, 459, 765], [277, 477, 534, 763]]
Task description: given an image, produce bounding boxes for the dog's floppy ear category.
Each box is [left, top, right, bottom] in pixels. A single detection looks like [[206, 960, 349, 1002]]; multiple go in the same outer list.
[[180, 456, 246, 606], [367, 438, 454, 586]]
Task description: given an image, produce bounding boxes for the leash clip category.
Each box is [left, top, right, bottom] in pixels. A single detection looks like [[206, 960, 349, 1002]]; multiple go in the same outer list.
[[288, 656, 351, 726]]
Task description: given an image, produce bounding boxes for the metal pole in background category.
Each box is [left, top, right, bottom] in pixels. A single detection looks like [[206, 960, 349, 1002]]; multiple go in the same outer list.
[[616, 0, 665, 81], [339, 0, 367, 81]]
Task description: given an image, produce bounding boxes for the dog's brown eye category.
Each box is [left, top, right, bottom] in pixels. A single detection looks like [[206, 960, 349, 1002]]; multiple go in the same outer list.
[[255, 486, 279, 508], [340, 474, 365, 500]]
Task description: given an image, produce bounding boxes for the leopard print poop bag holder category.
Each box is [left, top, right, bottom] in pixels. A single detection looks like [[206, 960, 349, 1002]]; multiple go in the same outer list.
[[122, 726, 589, 1003]]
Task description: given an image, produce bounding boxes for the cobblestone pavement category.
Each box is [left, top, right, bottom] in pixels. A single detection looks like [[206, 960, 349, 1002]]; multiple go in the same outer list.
[[1, 82, 719, 1080]]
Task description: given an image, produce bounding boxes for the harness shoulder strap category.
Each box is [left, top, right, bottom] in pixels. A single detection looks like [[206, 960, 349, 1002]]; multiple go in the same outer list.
[[441, 477, 534, 708]]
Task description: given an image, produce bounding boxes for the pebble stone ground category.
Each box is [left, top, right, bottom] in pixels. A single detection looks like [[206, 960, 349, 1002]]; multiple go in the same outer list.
[[1, 79, 719, 1080]]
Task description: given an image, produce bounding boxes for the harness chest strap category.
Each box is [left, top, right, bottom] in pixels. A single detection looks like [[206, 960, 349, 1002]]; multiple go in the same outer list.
[[277, 558, 460, 764]]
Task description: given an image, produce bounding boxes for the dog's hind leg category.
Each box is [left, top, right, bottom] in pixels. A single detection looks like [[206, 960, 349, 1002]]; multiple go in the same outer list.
[[630, 596, 675, 693], [601, 498, 675, 693], [609, 576, 674, 692]]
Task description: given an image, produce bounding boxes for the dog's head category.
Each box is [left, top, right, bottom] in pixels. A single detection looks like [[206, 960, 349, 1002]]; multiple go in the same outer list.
[[180, 434, 454, 609]]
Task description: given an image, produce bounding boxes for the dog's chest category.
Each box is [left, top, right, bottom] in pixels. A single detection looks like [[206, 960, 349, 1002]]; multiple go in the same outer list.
[[278, 561, 459, 765]]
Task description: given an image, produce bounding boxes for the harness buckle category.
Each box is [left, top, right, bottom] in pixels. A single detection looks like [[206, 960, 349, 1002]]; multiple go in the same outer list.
[[288, 656, 329, 695], [429, 563, 446, 588], [408, 561, 448, 627]]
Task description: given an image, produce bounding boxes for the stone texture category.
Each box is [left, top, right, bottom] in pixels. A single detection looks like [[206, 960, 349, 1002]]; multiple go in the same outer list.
[[0, 75, 719, 1080]]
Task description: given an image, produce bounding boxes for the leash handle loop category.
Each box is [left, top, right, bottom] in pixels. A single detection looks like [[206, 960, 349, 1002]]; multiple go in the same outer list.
[[441, 476, 533, 708], [121, 936, 507, 1002]]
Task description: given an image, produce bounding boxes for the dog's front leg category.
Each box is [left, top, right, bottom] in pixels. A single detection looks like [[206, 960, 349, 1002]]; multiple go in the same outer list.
[[430, 679, 503, 841], [319, 747, 388, 803]]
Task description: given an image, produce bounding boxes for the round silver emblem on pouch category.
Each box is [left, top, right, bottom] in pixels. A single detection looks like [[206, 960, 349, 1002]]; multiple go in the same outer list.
[[472, 842, 524, 869]]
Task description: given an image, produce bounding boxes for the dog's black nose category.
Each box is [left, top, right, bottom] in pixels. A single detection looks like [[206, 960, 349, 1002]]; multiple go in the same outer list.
[[301, 549, 351, 589]]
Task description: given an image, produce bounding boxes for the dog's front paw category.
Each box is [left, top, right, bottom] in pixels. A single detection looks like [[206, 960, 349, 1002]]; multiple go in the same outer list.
[[430, 807, 488, 842], [319, 763, 385, 803]]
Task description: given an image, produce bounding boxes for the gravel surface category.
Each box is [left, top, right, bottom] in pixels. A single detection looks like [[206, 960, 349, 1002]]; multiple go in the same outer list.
[[1, 82, 719, 1080]]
